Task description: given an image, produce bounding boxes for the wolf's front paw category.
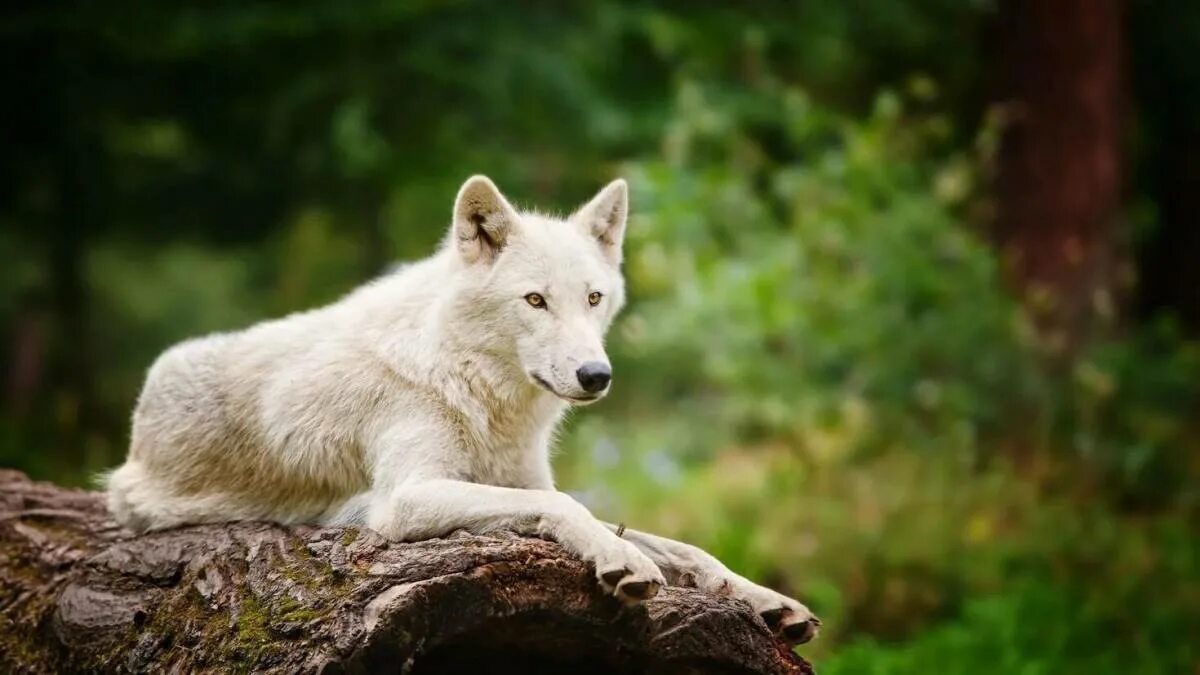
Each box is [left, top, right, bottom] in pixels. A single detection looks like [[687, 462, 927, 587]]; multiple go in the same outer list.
[[593, 540, 666, 604], [679, 559, 819, 645], [734, 581, 820, 646]]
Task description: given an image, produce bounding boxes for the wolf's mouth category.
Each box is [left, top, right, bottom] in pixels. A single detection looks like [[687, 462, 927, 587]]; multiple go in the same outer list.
[[530, 373, 601, 403]]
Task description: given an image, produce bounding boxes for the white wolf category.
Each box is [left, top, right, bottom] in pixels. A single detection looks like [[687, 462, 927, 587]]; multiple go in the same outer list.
[[104, 176, 819, 644]]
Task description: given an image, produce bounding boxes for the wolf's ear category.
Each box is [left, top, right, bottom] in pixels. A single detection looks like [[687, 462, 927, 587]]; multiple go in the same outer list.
[[453, 175, 520, 264], [573, 179, 628, 265]]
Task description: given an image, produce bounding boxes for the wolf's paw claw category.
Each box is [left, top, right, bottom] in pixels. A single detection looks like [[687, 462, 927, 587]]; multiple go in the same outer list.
[[759, 604, 820, 645], [760, 607, 787, 628], [601, 567, 629, 587], [595, 546, 664, 604], [617, 578, 661, 602], [781, 617, 819, 645], [598, 564, 664, 603]]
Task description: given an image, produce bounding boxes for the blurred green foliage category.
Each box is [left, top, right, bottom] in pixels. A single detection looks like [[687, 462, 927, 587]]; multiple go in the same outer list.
[[557, 65, 1199, 671], [1, 1, 1197, 672]]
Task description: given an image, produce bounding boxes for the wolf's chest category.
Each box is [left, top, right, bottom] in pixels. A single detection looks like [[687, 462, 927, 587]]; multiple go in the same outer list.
[[451, 407, 558, 489], [459, 442, 547, 489]]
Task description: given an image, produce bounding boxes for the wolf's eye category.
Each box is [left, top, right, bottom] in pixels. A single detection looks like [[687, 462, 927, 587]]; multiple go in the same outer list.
[[525, 293, 547, 309], [588, 291, 603, 306]]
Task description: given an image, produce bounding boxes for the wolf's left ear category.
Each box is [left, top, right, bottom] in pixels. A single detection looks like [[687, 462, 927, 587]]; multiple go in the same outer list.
[[453, 175, 520, 265], [573, 179, 628, 265]]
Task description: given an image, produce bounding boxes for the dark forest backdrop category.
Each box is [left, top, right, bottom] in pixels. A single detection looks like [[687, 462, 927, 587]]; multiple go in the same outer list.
[[1, 2, 1197, 672]]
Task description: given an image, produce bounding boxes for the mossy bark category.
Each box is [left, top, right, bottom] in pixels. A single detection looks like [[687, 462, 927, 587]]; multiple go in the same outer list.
[[0, 470, 812, 674]]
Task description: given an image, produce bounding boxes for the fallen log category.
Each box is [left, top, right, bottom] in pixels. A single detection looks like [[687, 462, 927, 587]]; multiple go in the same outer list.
[[0, 470, 813, 674]]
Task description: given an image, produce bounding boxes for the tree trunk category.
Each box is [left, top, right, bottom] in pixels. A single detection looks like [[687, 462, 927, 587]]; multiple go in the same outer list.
[[1130, 0, 1200, 333], [0, 470, 812, 674], [991, 0, 1127, 352]]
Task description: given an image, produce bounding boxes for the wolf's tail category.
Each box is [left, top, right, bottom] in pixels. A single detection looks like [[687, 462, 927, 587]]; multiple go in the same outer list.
[[100, 461, 154, 533]]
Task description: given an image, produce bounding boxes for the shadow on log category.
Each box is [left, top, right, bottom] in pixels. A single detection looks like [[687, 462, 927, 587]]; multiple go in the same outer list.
[[0, 470, 813, 674]]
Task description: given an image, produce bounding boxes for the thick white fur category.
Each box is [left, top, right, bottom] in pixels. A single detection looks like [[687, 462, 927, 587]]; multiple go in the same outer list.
[[105, 176, 816, 636]]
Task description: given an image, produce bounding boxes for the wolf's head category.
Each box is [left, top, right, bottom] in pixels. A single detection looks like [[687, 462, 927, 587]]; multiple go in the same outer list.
[[448, 175, 629, 405]]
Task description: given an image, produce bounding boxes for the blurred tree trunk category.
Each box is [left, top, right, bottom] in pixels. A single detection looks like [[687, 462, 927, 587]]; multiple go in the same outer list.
[[991, 0, 1127, 353], [1130, 0, 1200, 333], [48, 40, 99, 470], [1137, 125, 1200, 332], [50, 135, 93, 455]]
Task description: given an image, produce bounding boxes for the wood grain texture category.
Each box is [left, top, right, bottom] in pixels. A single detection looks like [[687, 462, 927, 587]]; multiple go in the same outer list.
[[0, 470, 812, 674]]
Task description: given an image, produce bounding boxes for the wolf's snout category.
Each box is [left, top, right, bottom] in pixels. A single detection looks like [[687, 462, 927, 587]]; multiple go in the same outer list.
[[576, 362, 612, 393]]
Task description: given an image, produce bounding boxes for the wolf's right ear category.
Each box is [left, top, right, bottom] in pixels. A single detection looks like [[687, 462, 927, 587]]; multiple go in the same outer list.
[[453, 175, 519, 264]]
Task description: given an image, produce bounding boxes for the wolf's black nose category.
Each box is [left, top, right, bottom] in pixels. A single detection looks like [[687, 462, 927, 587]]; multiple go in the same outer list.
[[576, 362, 612, 393]]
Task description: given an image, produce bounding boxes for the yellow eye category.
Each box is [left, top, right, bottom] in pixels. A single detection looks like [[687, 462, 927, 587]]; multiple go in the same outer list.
[[588, 291, 603, 306], [525, 293, 546, 308]]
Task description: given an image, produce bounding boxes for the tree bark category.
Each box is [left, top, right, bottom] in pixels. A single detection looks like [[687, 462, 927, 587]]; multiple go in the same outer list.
[[0, 470, 812, 674], [991, 0, 1127, 352]]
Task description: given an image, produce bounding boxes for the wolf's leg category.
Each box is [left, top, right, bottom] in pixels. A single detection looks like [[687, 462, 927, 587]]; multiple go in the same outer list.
[[605, 523, 819, 644], [366, 480, 665, 603]]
